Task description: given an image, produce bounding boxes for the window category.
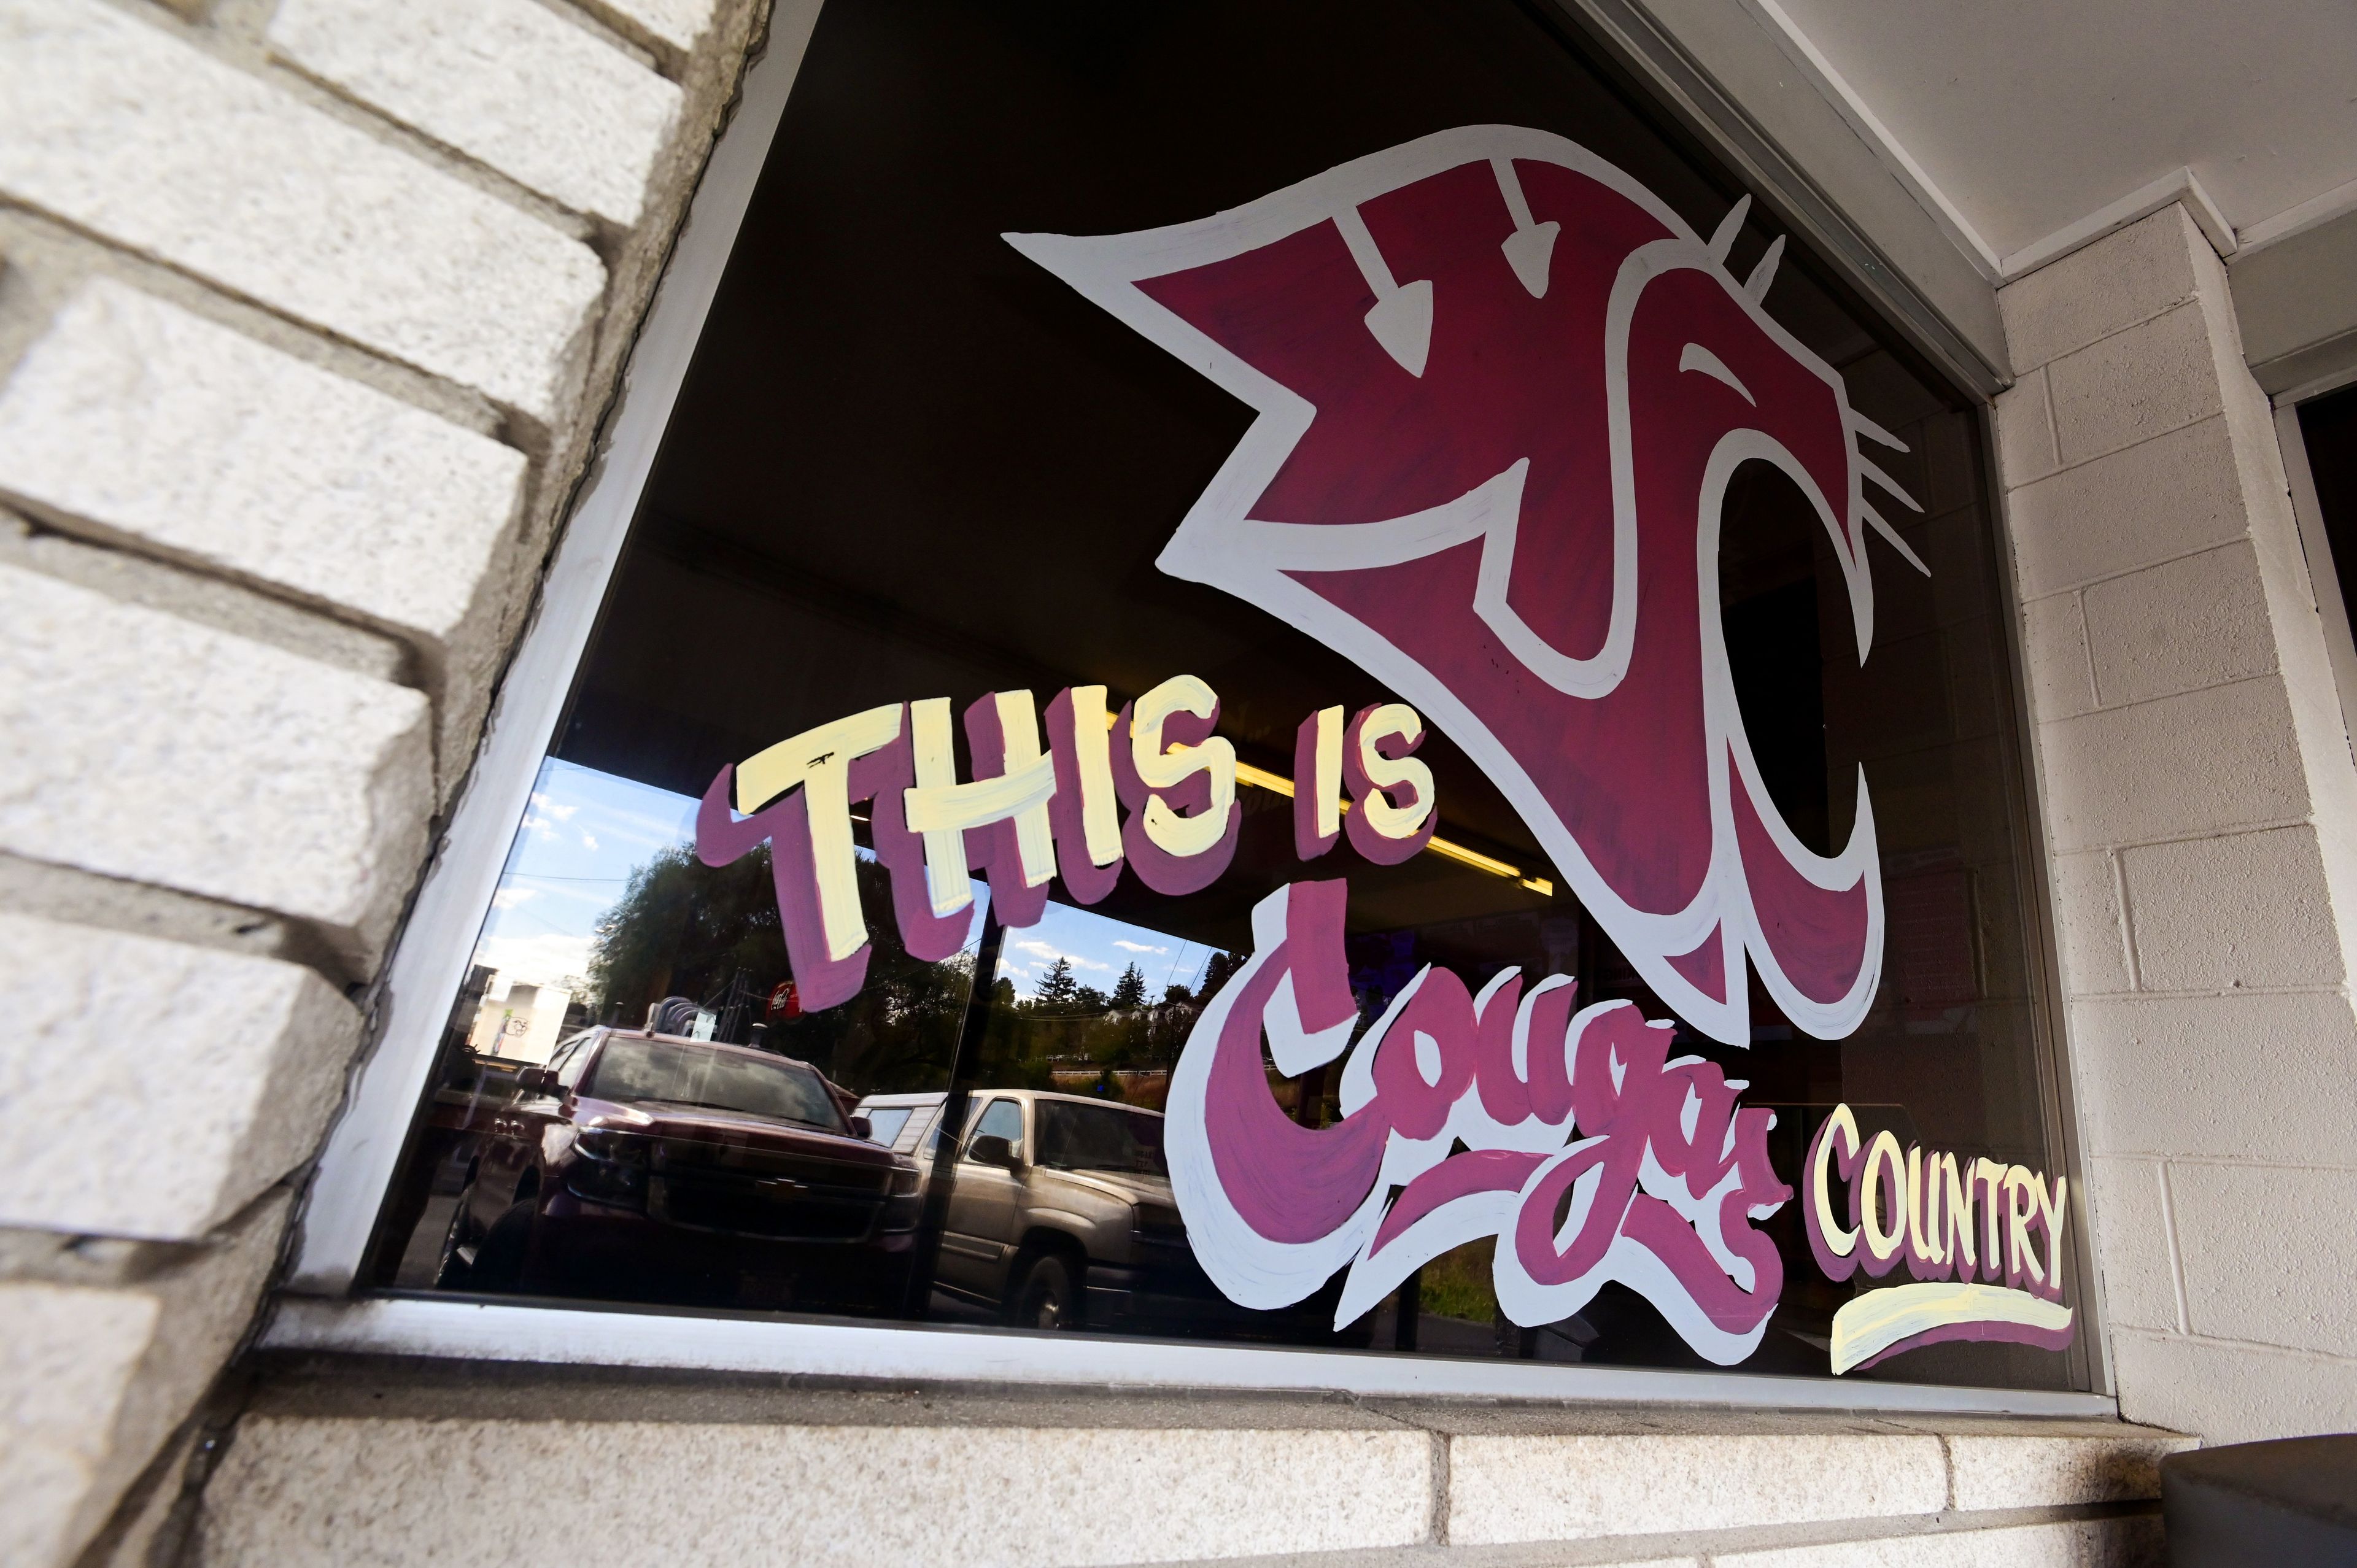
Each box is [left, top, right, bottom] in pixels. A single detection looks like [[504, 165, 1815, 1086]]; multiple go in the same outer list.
[[966, 1099, 1025, 1161], [551, 1034, 596, 1090], [349, 0, 2084, 1398], [861, 1106, 915, 1146], [1035, 1101, 1168, 1178], [586, 1038, 844, 1131]]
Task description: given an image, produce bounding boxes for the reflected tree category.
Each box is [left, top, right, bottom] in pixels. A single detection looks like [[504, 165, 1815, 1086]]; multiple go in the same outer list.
[[587, 846, 975, 1092]]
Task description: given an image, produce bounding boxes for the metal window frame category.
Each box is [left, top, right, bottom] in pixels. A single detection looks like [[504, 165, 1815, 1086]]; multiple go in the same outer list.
[[2277, 398, 2357, 789], [284, 0, 829, 1294], [1541, 0, 2010, 400], [259, 1296, 2116, 1416], [280, 0, 2112, 1418], [1979, 407, 2114, 1401]]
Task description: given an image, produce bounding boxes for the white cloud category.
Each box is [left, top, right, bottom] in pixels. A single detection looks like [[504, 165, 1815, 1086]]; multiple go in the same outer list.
[[529, 792, 579, 822], [1008, 938, 1108, 971], [476, 930, 595, 989], [1112, 940, 1169, 954], [490, 887, 538, 910], [581, 833, 600, 851]]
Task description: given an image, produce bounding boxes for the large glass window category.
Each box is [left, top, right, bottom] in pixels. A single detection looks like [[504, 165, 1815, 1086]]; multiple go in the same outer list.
[[362, 0, 2081, 1392]]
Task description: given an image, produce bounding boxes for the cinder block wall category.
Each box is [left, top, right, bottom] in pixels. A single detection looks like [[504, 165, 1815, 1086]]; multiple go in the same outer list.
[[1997, 204, 2357, 1444], [0, 0, 775, 1561]]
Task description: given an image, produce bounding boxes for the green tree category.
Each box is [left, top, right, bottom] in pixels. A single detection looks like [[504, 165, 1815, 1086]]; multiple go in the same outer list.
[[1034, 955, 1078, 1007], [1195, 949, 1245, 1002], [587, 842, 782, 1027], [1110, 962, 1147, 1010], [587, 846, 973, 1092]]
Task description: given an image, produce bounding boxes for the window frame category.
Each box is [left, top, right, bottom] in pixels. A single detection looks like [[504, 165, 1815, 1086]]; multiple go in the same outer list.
[[278, 0, 2107, 1418]]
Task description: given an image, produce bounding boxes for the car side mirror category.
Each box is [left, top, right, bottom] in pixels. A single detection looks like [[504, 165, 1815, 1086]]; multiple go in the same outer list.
[[967, 1133, 1018, 1169], [848, 1113, 873, 1141], [517, 1067, 554, 1092]]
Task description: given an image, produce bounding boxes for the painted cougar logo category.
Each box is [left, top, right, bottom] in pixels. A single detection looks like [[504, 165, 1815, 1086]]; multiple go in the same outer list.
[[1010, 126, 1925, 1046]]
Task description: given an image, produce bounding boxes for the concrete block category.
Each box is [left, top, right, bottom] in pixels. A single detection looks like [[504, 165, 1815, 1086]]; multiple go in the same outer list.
[[2048, 850, 2131, 995], [0, 1194, 288, 1568], [2021, 592, 2099, 723], [77, 1423, 200, 1568], [1444, 1434, 1944, 1545], [0, 563, 433, 968], [2170, 1162, 2357, 1356], [2119, 826, 2342, 992], [594, 0, 718, 52], [0, 911, 357, 1240], [2048, 303, 2226, 466], [2083, 542, 2275, 708], [2065, 991, 2357, 1163], [2, 508, 409, 689], [1994, 366, 2059, 487], [198, 1416, 1434, 1566], [0, 1285, 158, 1568], [2009, 417, 2254, 600], [1947, 1431, 2189, 1508], [2000, 205, 2203, 373], [0, 279, 525, 668], [268, 0, 683, 226], [0, 0, 605, 420], [1714, 1516, 2162, 1568], [2085, 1157, 2180, 1332], [2038, 676, 2308, 853], [2114, 1326, 2357, 1445]]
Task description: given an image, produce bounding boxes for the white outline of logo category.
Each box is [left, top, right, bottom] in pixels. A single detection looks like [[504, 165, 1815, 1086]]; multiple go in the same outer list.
[[1010, 124, 1924, 1046]]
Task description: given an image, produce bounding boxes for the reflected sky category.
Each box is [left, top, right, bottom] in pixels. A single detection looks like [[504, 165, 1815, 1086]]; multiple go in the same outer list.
[[471, 759, 1218, 999]]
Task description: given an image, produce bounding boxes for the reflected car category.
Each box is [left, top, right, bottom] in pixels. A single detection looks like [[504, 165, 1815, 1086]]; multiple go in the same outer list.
[[436, 1029, 921, 1313], [849, 1091, 951, 1157], [859, 1087, 1361, 1342]]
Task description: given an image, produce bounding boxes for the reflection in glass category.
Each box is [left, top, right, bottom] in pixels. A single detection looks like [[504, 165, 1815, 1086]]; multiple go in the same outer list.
[[358, 0, 2072, 1392]]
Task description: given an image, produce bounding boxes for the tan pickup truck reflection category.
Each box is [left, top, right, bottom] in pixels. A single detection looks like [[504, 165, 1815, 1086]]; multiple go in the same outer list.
[[854, 1088, 1358, 1342]]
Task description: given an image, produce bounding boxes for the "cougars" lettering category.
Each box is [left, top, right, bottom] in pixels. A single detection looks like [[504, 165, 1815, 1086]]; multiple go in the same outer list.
[[1163, 878, 1792, 1364]]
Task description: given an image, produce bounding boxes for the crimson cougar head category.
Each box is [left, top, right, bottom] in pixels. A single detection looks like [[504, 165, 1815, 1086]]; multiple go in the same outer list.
[[1008, 126, 1924, 1046]]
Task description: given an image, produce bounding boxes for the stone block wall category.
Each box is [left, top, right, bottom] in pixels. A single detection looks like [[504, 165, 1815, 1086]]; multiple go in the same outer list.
[[0, 0, 772, 1560], [1996, 204, 2357, 1443], [187, 1376, 2189, 1567]]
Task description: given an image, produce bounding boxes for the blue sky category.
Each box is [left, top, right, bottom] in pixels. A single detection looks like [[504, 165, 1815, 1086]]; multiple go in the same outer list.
[[470, 759, 1220, 1000]]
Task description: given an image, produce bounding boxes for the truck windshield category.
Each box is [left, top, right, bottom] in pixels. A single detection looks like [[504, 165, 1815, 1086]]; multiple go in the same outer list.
[[588, 1038, 844, 1131], [1034, 1100, 1168, 1177]]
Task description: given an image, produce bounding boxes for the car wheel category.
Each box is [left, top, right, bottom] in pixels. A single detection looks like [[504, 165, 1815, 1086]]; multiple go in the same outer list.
[[469, 1199, 535, 1292], [1013, 1254, 1082, 1330], [432, 1183, 483, 1289]]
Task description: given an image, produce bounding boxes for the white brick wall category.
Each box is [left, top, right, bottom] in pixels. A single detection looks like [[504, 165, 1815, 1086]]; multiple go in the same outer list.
[[192, 1401, 2183, 1567], [2, 1195, 288, 1568], [0, 0, 607, 421], [0, 912, 358, 1241], [0, 0, 767, 1556], [593, 0, 719, 53], [268, 0, 683, 226], [0, 279, 527, 678], [1997, 204, 2357, 1443], [0, 564, 434, 968]]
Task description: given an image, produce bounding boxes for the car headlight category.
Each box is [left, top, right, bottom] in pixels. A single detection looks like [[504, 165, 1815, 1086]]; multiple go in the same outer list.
[[1134, 1202, 1186, 1241], [880, 1161, 923, 1232], [568, 1127, 649, 1207]]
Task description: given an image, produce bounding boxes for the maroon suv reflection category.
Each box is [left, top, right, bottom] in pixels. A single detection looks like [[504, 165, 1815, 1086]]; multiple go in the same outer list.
[[435, 1029, 921, 1312]]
